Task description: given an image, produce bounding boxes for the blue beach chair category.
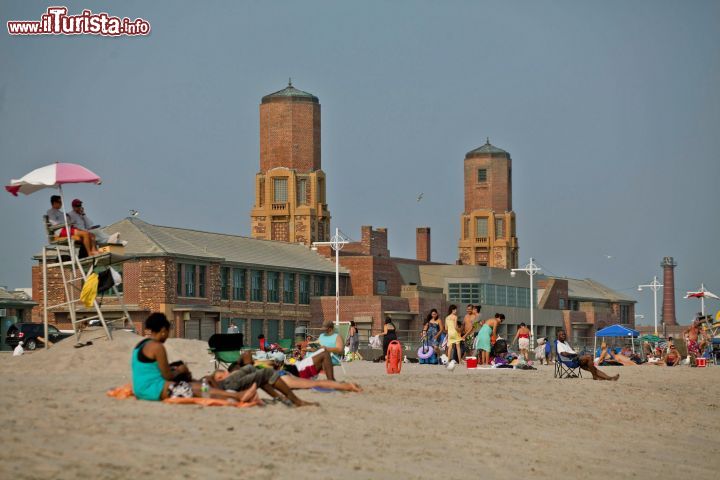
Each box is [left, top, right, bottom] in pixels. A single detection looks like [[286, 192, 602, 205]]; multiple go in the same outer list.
[[554, 340, 582, 379]]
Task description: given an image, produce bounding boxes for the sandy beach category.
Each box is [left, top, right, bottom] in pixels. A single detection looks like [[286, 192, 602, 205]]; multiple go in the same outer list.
[[1, 330, 718, 480]]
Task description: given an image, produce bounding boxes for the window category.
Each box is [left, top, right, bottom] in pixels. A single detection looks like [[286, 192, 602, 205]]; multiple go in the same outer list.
[[318, 178, 325, 203], [233, 268, 246, 301], [177, 264, 208, 298], [476, 218, 488, 238], [559, 298, 566, 310], [377, 280, 388, 295], [283, 320, 296, 339], [184, 264, 196, 297], [495, 218, 504, 239], [220, 267, 229, 300], [283, 273, 295, 303], [267, 272, 279, 303], [496, 285, 507, 305], [507, 286, 517, 306], [177, 265, 182, 296], [484, 284, 496, 305], [313, 276, 325, 296], [258, 179, 265, 206], [620, 304, 630, 323], [448, 283, 480, 304], [273, 177, 288, 202], [464, 218, 470, 239], [328, 275, 336, 295], [251, 319, 264, 347], [251, 270, 263, 302], [477, 168, 487, 183], [297, 178, 307, 205], [198, 265, 206, 297], [299, 274, 310, 304], [267, 319, 280, 343]]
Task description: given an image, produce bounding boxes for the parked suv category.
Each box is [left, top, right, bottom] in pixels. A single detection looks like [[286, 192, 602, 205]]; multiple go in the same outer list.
[[5, 323, 72, 350]]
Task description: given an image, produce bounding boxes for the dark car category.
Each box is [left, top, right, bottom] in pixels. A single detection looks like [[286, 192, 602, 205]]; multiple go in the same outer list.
[[5, 323, 73, 350]]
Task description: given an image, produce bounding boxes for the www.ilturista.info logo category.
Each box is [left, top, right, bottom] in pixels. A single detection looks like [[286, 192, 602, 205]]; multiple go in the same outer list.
[[7, 6, 151, 36]]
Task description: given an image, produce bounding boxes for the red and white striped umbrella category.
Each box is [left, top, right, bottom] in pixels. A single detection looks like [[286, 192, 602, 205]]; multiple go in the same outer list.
[[684, 290, 719, 300], [5, 163, 101, 196]]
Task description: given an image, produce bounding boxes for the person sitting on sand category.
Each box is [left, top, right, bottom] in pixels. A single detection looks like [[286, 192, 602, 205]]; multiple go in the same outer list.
[[556, 330, 619, 381], [663, 344, 681, 366], [131, 313, 259, 402]]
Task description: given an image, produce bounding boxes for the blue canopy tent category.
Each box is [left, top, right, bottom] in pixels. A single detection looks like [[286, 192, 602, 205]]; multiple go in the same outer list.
[[594, 324, 640, 356]]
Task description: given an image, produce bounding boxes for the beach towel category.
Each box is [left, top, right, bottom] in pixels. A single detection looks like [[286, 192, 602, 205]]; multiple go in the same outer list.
[[106, 384, 259, 408], [80, 272, 99, 307]]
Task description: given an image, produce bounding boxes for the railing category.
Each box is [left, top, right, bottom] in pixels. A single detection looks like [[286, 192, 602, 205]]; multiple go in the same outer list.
[[271, 203, 288, 212], [474, 237, 488, 245]]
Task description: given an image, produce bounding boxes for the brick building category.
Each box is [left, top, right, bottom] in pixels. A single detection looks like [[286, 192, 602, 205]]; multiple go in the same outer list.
[[458, 139, 519, 268], [250, 81, 331, 245], [32, 218, 347, 346]]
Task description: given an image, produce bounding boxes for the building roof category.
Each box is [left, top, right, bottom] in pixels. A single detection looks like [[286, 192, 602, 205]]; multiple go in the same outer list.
[[0, 287, 36, 306], [261, 80, 319, 103], [103, 218, 346, 274], [466, 138, 509, 157], [565, 278, 635, 303]]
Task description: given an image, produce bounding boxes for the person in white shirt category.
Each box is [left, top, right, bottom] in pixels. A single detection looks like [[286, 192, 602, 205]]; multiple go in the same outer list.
[[13, 341, 24, 356], [46, 195, 99, 255], [68, 198, 111, 244], [226, 321, 239, 334], [556, 330, 619, 381]]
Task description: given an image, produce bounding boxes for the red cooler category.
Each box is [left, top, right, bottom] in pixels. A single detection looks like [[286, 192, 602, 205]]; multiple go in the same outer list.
[[466, 357, 478, 369], [696, 358, 707, 367]]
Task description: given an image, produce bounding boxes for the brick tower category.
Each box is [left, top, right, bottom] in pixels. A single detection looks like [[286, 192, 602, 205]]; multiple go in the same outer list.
[[458, 138, 519, 268], [250, 81, 331, 245], [661, 256, 678, 326]]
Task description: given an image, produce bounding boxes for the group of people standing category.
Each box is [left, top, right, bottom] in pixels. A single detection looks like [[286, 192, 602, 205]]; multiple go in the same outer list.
[[421, 304, 507, 366]]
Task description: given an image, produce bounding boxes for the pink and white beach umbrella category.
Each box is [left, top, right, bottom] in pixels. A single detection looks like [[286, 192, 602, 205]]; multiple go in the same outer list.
[[5, 162, 101, 196]]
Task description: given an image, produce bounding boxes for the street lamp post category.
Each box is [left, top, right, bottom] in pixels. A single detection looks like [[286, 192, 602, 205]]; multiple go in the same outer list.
[[638, 276, 663, 336], [312, 228, 349, 325], [511, 257, 541, 349]]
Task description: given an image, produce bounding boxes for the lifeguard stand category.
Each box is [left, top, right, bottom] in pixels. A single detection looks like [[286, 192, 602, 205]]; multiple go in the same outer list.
[[41, 216, 133, 345]]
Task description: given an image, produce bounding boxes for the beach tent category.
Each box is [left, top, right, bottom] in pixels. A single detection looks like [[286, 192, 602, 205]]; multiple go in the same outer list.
[[594, 324, 640, 356]]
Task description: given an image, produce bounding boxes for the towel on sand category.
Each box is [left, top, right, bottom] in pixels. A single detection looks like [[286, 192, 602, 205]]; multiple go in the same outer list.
[[106, 384, 259, 408]]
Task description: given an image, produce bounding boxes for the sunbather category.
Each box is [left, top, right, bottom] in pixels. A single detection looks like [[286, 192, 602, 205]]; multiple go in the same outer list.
[[210, 364, 317, 407], [131, 313, 258, 402]]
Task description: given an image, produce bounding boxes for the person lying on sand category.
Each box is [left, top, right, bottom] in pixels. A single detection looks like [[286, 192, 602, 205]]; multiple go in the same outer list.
[[131, 313, 259, 403], [230, 350, 362, 393], [556, 330, 619, 381], [208, 359, 318, 407]]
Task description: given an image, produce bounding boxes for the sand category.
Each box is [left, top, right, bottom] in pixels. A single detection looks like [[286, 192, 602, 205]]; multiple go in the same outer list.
[[1, 329, 718, 480]]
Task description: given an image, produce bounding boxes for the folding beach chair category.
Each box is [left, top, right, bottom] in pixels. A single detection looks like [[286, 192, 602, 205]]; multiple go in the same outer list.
[[208, 333, 244, 369], [554, 340, 582, 379]]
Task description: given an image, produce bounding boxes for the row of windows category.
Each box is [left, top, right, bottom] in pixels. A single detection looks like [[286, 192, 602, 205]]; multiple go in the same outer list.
[[463, 217, 508, 240], [260, 177, 318, 206], [215, 266, 336, 304], [448, 283, 533, 308]]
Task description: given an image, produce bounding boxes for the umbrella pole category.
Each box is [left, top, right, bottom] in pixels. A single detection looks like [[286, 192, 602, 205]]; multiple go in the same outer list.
[[59, 186, 81, 339]]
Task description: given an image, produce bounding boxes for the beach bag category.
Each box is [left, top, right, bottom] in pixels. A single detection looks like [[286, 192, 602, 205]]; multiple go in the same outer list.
[[80, 272, 99, 307], [386, 340, 402, 374]]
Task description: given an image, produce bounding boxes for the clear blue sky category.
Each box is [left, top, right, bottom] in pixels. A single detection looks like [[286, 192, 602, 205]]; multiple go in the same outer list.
[[1, 0, 718, 325]]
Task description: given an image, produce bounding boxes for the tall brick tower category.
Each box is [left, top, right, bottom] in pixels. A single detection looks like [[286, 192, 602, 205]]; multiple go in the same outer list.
[[250, 81, 331, 245], [458, 138, 519, 268], [661, 256, 678, 326]]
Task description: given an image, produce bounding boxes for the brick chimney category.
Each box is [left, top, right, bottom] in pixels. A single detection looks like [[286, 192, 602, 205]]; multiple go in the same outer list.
[[661, 256, 677, 326], [416, 227, 431, 262]]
